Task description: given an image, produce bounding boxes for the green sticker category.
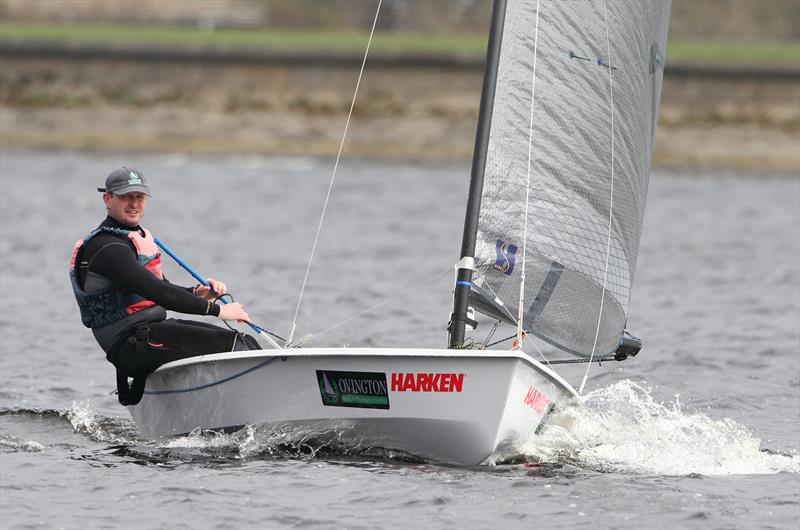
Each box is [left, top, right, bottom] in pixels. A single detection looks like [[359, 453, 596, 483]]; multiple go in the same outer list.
[[316, 370, 390, 410]]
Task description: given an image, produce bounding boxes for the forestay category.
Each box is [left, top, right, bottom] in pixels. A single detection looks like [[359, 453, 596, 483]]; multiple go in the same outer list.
[[472, 0, 671, 357]]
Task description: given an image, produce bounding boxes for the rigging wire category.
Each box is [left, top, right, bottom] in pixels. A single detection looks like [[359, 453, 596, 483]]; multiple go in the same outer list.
[[484, 332, 516, 349], [467, 269, 519, 333], [285, 0, 383, 346], [288, 267, 452, 347], [516, 0, 542, 350], [519, 332, 555, 370], [579, 0, 616, 395], [483, 332, 610, 365], [476, 272, 519, 326], [482, 320, 500, 348]]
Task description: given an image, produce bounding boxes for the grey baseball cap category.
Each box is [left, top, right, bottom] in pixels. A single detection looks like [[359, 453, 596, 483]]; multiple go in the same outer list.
[[97, 167, 151, 196]]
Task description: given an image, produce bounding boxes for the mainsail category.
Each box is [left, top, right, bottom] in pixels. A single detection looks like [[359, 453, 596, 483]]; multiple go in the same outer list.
[[471, 0, 671, 357]]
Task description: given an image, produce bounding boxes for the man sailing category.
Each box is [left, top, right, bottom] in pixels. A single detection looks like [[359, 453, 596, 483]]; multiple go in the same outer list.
[[69, 167, 256, 405]]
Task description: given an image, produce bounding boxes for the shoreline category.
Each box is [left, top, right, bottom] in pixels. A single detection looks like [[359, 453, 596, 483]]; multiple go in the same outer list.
[[2, 105, 797, 175], [2, 142, 796, 180], [1, 43, 797, 174]]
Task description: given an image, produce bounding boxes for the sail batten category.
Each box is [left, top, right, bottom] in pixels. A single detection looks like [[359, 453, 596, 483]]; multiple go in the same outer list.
[[473, 0, 671, 357]]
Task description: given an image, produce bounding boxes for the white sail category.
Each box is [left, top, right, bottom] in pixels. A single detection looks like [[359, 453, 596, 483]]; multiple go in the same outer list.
[[473, 0, 671, 357]]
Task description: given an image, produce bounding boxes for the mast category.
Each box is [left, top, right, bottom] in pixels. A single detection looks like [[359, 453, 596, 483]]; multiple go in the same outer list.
[[448, 0, 507, 348]]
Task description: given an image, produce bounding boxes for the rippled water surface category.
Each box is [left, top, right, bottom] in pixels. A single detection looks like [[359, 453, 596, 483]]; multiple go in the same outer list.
[[1, 150, 798, 529]]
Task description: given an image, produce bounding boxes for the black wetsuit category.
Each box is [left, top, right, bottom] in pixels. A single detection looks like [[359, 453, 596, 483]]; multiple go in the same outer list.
[[78, 217, 248, 378]]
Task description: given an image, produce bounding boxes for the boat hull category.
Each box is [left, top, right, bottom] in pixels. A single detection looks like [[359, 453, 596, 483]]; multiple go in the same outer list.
[[128, 348, 578, 465]]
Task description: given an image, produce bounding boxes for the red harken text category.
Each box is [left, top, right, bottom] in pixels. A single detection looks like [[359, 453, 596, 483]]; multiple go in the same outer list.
[[523, 386, 550, 413], [391, 372, 465, 393]]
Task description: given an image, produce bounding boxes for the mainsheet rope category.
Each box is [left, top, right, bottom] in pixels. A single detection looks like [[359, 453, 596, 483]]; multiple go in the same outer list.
[[286, 0, 383, 346], [579, 0, 616, 395]]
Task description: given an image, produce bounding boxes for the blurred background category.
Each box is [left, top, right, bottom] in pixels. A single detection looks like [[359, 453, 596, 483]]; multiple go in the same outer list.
[[0, 0, 798, 173]]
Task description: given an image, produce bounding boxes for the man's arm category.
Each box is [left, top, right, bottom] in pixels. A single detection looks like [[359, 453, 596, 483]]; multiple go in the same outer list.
[[161, 275, 200, 296], [89, 242, 220, 316]]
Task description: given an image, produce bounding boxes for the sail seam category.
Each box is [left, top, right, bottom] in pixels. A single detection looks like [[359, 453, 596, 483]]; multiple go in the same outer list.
[[286, 0, 383, 345], [516, 0, 542, 348], [580, 0, 616, 395]]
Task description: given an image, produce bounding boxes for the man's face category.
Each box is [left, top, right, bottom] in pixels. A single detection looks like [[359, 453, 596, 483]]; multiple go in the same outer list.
[[103, 191, 148, 227]]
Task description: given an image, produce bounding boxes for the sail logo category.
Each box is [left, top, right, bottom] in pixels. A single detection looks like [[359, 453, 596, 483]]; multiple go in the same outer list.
[[128, 171, 142, 185], [494, 239, 517, 275], [522, 385, 550, 414], [316, 370, 390, 409], [321, 373, 338, 402], [391, 372, 464, 393]]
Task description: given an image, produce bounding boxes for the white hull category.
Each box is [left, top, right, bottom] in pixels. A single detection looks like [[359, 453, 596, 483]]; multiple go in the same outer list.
[[128, 348, 578, 465]]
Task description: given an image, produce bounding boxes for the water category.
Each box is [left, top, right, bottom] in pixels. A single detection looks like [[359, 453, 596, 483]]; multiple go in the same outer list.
[[1, 150, 798, 529]]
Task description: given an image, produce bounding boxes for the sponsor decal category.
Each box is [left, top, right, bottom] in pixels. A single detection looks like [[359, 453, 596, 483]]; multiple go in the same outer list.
[[523, 385, 550, 413], [316, 370, 389, 409], [128, 171, 142, 185], [494, 239, 518, 275], [391, 372, 465, 393]]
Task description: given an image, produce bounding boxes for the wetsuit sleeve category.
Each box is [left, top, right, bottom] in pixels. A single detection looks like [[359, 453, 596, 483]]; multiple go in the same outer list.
[[161, 275, 197, 295], [89, 242, 221, 317]]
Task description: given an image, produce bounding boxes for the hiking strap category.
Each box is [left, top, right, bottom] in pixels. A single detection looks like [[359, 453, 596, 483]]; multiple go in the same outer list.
[[115, 326, 150, 406]]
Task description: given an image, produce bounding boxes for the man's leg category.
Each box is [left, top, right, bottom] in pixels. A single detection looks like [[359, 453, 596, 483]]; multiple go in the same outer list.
[[137, 319, 239, 370], [112, 318, 259, 382]]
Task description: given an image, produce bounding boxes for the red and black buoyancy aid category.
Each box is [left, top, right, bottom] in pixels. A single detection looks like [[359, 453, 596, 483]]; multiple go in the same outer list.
[[69, 226, 164, 329]]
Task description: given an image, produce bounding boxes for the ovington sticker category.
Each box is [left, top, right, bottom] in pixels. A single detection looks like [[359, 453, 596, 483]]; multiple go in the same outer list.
[[316, 370, 390, 409]]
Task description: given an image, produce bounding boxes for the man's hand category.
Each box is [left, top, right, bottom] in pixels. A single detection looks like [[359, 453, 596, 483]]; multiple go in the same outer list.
[[195, 278, 227, 301], [217, 302, 250, 322]]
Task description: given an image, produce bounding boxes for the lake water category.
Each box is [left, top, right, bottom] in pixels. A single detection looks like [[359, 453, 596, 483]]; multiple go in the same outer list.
[[1, 150, 798, 529]]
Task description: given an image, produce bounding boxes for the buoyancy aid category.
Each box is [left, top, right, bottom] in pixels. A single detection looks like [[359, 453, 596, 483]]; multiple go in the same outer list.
[[71, 225, 169, 407], [69, 225, 166, 332]]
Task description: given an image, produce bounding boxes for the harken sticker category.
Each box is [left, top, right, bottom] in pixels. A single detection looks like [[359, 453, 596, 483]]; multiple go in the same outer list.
[[523, 385, 550, 414], [391, 372, 465, 392], [316, 370, 390, 409]]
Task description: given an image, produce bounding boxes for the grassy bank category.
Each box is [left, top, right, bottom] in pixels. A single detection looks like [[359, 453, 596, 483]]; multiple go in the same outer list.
[[0, 22, 488, 55], [2, 21, 799, 65]]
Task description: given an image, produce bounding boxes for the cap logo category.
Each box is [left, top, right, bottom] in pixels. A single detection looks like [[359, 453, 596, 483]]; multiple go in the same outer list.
[[127, 171, 142, 185]]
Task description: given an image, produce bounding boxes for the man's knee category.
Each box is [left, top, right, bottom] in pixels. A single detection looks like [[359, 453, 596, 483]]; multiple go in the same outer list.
[[112, 341, 157, 375]]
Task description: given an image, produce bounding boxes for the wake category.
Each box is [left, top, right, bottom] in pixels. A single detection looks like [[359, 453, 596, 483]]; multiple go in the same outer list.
[[514, 380, 799, 475]]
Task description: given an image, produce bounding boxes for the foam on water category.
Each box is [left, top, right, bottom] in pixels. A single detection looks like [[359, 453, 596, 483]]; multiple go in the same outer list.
[[163, 425, 262, 456], [64, 401, 140, 444], [162, 422, 405, 461], [55, 389, 799, 474], [519, 380, 799, 475], [32, 402, 412, 464], [65, 401, 97, 434], [0, 437, 45, 453]]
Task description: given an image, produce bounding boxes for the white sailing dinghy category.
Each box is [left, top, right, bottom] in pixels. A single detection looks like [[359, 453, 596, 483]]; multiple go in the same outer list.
[[128, 0, 671, 465]]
